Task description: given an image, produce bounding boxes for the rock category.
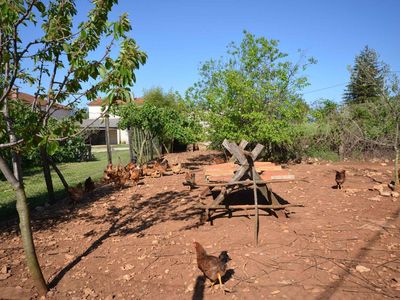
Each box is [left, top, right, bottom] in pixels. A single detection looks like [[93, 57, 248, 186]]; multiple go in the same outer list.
[[356, 265, 370, 273], [344, 188, 360, 194], [83, 287, 96, 297], [278, 280, 293, 285], [368, 196, 382, 202], [0, 273, 11, 280], [373, 184, 385, 192], [379, 190, 391, 197], [391, 191, 399, 198], [1, 265, 10, 274], [185, 283, 194, 293], [270, 290, 280, 295]]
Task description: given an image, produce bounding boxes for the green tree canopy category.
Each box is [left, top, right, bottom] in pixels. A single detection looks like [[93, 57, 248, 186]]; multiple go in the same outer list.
[[187, 31, 315, 157], [344, 46, 386, 104]]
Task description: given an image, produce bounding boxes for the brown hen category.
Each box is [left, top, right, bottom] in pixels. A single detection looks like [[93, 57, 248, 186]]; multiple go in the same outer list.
[[335, 170, 346, 189], [194, 242, 231, 292]]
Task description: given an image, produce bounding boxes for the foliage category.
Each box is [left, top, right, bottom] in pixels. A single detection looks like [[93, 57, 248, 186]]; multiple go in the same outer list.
[[142, 86, 180, 109], [1, 0, 147, 153], [117, 100, 202, 148], [187, 31, 315, 159], [344, 46, 386, 105]]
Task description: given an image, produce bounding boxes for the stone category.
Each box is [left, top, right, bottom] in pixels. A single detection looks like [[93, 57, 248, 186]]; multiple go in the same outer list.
[[356, 265, 370, 273]]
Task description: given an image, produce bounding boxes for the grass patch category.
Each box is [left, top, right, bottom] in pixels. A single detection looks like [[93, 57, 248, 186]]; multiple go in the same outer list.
[[0, 150, 131, 220], [305, 149, 340, 162]]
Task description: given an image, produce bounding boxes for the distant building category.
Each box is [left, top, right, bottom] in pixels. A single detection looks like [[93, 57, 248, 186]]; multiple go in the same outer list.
[[82, 97, 144, 145], [9, 89, 73, 119]]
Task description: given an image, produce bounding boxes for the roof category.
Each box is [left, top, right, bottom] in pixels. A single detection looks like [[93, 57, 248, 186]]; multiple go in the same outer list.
[[81, 118, 120, 129], [10, 91, 71, 110], [88, 97, 144, 107]]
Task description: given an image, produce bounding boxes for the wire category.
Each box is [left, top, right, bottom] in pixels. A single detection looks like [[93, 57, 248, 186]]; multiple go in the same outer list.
[[302, 83, 347, 95]]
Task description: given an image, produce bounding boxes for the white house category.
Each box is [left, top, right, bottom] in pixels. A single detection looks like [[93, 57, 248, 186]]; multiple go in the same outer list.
[[82, 97, 144, 145]]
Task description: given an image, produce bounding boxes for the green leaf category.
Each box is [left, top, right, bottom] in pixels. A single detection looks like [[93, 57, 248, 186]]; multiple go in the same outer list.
[[47, 141, 59, 156]]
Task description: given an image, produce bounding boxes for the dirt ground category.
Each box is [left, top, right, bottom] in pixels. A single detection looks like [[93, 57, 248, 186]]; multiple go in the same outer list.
[[0, 150, 399, 300]]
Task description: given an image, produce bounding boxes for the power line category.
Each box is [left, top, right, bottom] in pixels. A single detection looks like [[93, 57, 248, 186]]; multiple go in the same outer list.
[[302, 83, 346, 95]]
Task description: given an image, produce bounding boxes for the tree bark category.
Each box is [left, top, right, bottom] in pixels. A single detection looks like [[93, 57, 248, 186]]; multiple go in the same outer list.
[[0, 156, 48, 295], [47, 155, 69, 191], [40, 146, 55, 204], [127, 126, 136, 163], [105, 114, 112, 164], [394, 121, 399, 191]]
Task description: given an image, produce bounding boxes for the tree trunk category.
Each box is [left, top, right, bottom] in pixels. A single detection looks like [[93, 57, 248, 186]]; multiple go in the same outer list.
[[162, 143, 170, 154], [394, 121, 399, 191], [138, 138, 147, 164], [47, 156, 69, 191], [0, 156, 48, 295], [40, 146, 55, 204], [105, 114, 112, 164], [127, 126, 136, 163]]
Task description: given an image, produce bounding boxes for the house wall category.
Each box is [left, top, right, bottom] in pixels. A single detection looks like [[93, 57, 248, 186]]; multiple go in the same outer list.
[[88, 106, 120, 119], [119, 129, 129, 144]]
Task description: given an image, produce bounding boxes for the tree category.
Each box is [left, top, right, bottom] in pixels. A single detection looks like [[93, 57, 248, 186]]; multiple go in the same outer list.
[[344, 76, 400, 190], [344, 46, 386, 105], [187, 31, 315, 160], [0, 0, 146, 294], [142, 86, 180, 109], [117, 98, 202, 160]]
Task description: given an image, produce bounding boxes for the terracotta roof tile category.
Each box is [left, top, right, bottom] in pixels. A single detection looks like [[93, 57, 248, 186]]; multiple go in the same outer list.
[[10, 91, 71, 110], [87, 97, 144, 106]]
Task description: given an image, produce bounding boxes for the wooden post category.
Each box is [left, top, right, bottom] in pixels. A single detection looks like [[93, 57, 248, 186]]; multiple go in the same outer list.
[[252, 167, 259, 246], [105, 114, 112, 164]]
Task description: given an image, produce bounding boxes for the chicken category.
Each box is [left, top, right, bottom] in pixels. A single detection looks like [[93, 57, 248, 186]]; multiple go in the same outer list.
[[193, 242, 231, 292], [184, 171, 196, 190], [153, 160, 168, 176], [129, 168, 141, 184], [84, 177, 95, 193], [171, 163, 182, 174], [68, 183, 84, 205], [142, 164, 154, 177], [150, 170, 161, 178], [103, 163, 116, 183], [115, 168, 129, 189], [125, 161, 136, 172], [335, 170, 346, 189]]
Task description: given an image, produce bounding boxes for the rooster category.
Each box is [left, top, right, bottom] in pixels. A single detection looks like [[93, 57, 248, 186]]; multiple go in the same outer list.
[[84, 177, 95, 193], [193, 242, 231, 293], [335, 170, 346, 189]]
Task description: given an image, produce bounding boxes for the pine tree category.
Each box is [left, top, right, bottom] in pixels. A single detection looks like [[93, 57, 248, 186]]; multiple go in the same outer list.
[[344, 46, 386, 104]]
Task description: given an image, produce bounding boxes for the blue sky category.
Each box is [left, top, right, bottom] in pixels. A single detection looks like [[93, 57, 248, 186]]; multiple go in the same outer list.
[[20, 0, 400, 105]]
